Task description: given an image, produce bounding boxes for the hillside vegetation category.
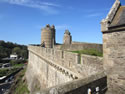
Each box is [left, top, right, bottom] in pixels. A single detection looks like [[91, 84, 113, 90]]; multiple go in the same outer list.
[[8, 68, 29, 94], [0, 60, 26, 77], [0, 40, 28, 60]]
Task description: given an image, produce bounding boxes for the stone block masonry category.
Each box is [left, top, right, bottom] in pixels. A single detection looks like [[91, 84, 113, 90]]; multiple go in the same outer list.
[[28, 46, 103, 75], [80, 54, 103, 77], [34, 72, 107, 94], [26, 45, 103, 93], [26, 46, 82, 92], [103, 30, 125, 94], [55, 41, 102, 52], [26, 0, 125, 93], [101, 0, 125, 93]]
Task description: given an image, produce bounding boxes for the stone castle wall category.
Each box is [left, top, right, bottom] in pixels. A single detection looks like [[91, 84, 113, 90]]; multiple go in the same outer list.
[[103, 30, 125, 94], [100, 0, 125, 93], [55, 42, 102, 52], [80, 54, 103, 76], [37, 72, 107, 94], [26, 46, 82, 92], [28, 46, 103, 74], [26, 45, 103, 93], [26, 51, 75, 92]]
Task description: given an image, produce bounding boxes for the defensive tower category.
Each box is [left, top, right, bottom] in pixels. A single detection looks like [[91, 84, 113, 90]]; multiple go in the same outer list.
[[63, 30, 72, 44], [41, 24, 55, 48]]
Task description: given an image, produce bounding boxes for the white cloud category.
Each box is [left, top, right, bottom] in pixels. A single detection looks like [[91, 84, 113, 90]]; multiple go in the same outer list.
[[36, 24, 70, 30], [0, 0, 60, 14], [42, 2, 60, 7], [56, 24, 70, 30], [86, 13, 103, 17], [2, 0, 29, 4]]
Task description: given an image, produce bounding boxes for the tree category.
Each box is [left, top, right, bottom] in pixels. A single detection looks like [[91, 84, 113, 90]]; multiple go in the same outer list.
[[0, 41, 28, 59], [20, 50, 28, 59], [12, 47, 21, 55], [0, 40, 5, 46], [0, 46, 7, 58]]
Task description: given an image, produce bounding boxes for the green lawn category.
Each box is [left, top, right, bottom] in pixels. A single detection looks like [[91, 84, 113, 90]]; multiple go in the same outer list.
[[71, 49, 103, 57]]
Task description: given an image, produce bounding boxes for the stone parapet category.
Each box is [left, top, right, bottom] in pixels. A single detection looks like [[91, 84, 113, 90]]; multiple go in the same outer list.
[[55, 42, 102, 52], [28, 47, 82, 79], [28, 46, 103, 75], [28, 46, 80, 72], [34, 72, 107, 94]]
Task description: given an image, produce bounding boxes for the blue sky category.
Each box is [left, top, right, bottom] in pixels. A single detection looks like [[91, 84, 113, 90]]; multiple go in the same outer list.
[[0, 0, 125, 45]]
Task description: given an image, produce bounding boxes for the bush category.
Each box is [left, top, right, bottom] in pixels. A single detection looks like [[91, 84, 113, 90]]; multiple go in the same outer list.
[[9, 69, 30, 94], [0, 68, 19, 77], [10, 60, 27, 66]]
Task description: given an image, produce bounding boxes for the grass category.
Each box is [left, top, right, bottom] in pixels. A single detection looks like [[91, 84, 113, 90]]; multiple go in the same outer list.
[[9, 68, 30, 94], [71, 49, 103, 57]]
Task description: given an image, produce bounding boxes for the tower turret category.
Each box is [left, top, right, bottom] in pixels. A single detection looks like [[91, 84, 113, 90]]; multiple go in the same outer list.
[[63, 30, 72, 45], [41, 24, 54, 48]]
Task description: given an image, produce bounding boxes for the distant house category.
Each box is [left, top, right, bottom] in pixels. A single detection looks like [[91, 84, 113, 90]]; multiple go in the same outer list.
[[10, 54, 18, 60]]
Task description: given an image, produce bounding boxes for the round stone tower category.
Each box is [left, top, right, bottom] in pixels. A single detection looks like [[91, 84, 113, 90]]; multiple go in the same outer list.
[[41, 24, 54, 48], [63, 30, 72, 45]]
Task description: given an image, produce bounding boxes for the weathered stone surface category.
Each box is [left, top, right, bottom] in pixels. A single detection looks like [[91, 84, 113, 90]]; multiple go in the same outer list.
[[55, 42, 102, 52], [26, 46, 83, 92], [26, 1, 125, 94], [101, 0, 121, 31], [80, 54, 103, 77], [103, 30, 125, 94], [110, 6, 125, 27], [41, 24, 56, 48], [101, 1, 125, 93], [26, 46, 104, 93], [37, 72, 107, 94], [27, 46, 103, 76], [63, 30, 72, 45]]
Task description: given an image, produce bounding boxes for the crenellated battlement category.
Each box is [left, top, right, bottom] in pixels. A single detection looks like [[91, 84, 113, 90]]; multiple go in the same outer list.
[[27, 45, 104, 93], [28, 45, 80, 74]]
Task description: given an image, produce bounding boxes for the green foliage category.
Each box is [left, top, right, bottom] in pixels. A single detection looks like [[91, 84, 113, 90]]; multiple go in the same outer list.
[[9, 69, 30, 94], [12, 47, 21, 55], [71, 49, 103, 57], [20, 50, 28, 59], [10, 60, 27, 66], [13, 64, 24, 68], [0, 68, 19, 77], [0, 40, 28, 59]]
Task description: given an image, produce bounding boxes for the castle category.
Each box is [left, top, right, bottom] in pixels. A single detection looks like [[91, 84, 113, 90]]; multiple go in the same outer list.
[[26, 0, 125, 94]]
